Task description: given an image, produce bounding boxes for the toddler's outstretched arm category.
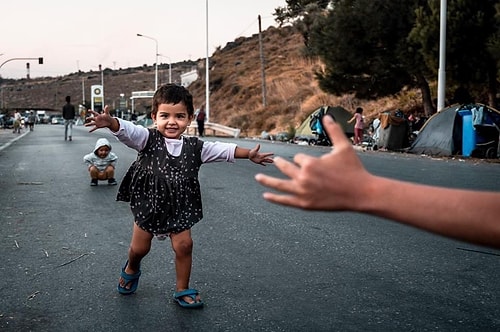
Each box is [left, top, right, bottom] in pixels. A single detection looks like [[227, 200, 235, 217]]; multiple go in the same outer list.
[[235, 144, 274, 166]]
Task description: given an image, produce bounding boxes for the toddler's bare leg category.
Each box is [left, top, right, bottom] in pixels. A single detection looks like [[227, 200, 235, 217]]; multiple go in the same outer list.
[[105, 165, 115, 179], [89, 166, 99, 179], [119, 223, 153, 289], [170, 229, 201, 304]]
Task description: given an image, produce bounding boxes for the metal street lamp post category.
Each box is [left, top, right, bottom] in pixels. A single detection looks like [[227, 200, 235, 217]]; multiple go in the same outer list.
[[157, 54, 172, 84], [437, 0, 447, 112], [99, 64, 104, 87], [82, 77, 86, 106], [137, 33, 158, 91], [0, 57, 43, 109], [205, 0, 210, 122], [0, 56, 43, 69]]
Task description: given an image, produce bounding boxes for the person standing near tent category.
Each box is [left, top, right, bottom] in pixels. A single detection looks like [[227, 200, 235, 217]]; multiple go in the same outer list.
[[348, 107, 364, 145], [370, 116, 381, 148]]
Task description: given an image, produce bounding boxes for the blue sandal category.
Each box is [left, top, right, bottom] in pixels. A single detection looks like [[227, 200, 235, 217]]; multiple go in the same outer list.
[[173, 289, 204, 308], [117, 260, 141, 295]]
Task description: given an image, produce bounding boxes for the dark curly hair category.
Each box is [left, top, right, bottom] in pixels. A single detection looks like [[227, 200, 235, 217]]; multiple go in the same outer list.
[[151, 84, 194, 116]]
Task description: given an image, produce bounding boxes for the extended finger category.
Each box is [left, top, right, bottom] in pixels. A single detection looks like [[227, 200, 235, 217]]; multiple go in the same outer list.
[[322, 116, 351, 148], [260, 152, 274, 160], [272, 156, 303, 179], [254, 173, 296, 194], [291, 153, 316, 169], [261, 192, 307, 209], [257, 157, 274, 166]]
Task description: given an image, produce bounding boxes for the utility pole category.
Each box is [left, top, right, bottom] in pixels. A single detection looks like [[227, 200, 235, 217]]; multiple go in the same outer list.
[[205, 0, 210, 122], [259, 15, 267, 107], [437, 0, 447, 112]]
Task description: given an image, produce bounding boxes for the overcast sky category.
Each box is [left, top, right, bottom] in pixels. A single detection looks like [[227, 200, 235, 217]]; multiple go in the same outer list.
[[0, 0, 286, 79]]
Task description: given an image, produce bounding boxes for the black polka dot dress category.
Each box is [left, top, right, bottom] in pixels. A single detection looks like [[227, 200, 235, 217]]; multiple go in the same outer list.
[[117, 129, 204, 235]]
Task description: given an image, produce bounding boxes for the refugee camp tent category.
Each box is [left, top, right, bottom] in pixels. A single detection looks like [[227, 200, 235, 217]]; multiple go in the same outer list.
[[376, 109, 410, 151], [408, 103, 500, 158], [294, 106, 354, 145]]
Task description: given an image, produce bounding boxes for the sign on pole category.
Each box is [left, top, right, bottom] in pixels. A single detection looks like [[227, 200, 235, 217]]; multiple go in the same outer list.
[[91, 85, 103, 113]]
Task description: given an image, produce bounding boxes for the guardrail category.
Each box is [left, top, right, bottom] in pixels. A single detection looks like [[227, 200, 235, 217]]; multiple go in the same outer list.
[[186, 122, 241, 138]]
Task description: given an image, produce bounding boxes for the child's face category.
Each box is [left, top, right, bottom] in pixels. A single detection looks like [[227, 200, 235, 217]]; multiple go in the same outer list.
[[96, 146, 110, 158], [152, 102, 193, 139]]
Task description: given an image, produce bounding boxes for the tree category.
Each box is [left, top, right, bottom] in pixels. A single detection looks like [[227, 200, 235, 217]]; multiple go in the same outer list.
[[448, 0, 498, 107], [309, 0, 434, 111], [274, 0, 331, 25], [487, 3, 500, 107], [274, 0, 331, 52], [301, 0, 500, 114], [410, 0, 499, 108]]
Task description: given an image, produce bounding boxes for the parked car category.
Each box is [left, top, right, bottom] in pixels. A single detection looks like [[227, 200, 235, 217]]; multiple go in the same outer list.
[[0, 114, 14, 128], [51, 116, 64, 125], [135, 114, 154, 128], [38, 114, 50, 124]]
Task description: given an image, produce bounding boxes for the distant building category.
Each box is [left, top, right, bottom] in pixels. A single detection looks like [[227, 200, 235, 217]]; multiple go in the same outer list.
[[181, 70, 198, 87]]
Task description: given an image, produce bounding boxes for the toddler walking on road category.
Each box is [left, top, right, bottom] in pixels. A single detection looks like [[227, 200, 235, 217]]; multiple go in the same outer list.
[[85, 84, 274, 308]]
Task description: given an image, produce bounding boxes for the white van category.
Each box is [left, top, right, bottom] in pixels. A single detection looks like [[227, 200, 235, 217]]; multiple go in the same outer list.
[[36, 111, 48, 124]]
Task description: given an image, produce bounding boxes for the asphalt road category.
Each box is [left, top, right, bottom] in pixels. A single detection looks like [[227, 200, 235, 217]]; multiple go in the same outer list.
[[0, 124, 499, 332]]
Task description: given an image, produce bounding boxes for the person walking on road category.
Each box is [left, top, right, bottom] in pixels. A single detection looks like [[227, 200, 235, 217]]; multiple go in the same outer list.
[[83, 138, 118, 186], [85, 83, 274, 309], [26, 110, 37, 131], [62, 96, 76, 141], [13, 110, 22, 134], [195, 105, 206, 137]]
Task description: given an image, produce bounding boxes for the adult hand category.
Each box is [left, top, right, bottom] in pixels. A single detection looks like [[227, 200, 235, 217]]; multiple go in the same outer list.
[[255, 116, 372, 210], [256, 116, 500, 250]]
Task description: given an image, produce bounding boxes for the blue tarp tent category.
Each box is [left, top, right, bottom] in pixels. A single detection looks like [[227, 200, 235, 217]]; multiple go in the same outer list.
[[408, 104, 500, 158]]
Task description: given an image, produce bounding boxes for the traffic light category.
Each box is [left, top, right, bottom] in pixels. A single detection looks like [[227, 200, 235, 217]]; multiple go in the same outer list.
[[38, 57, 43, 64]]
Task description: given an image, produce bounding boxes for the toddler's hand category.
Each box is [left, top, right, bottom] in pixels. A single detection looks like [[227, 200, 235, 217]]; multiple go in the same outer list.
[[249, 144, 274, 166], [85, 105, 113, 133]]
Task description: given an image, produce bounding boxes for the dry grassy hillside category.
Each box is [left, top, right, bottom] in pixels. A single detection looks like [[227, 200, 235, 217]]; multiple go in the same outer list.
[[190, 26, 423, 137], [1, 26, 423, 137]]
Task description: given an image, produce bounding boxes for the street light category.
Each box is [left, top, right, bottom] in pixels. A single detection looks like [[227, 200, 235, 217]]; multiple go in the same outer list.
[[0, 57, 43, 69], [437, 0, 447, 112], [0, 57, 43, 108], [137, 33, 158, 91], [157, 53, 172, 84]]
